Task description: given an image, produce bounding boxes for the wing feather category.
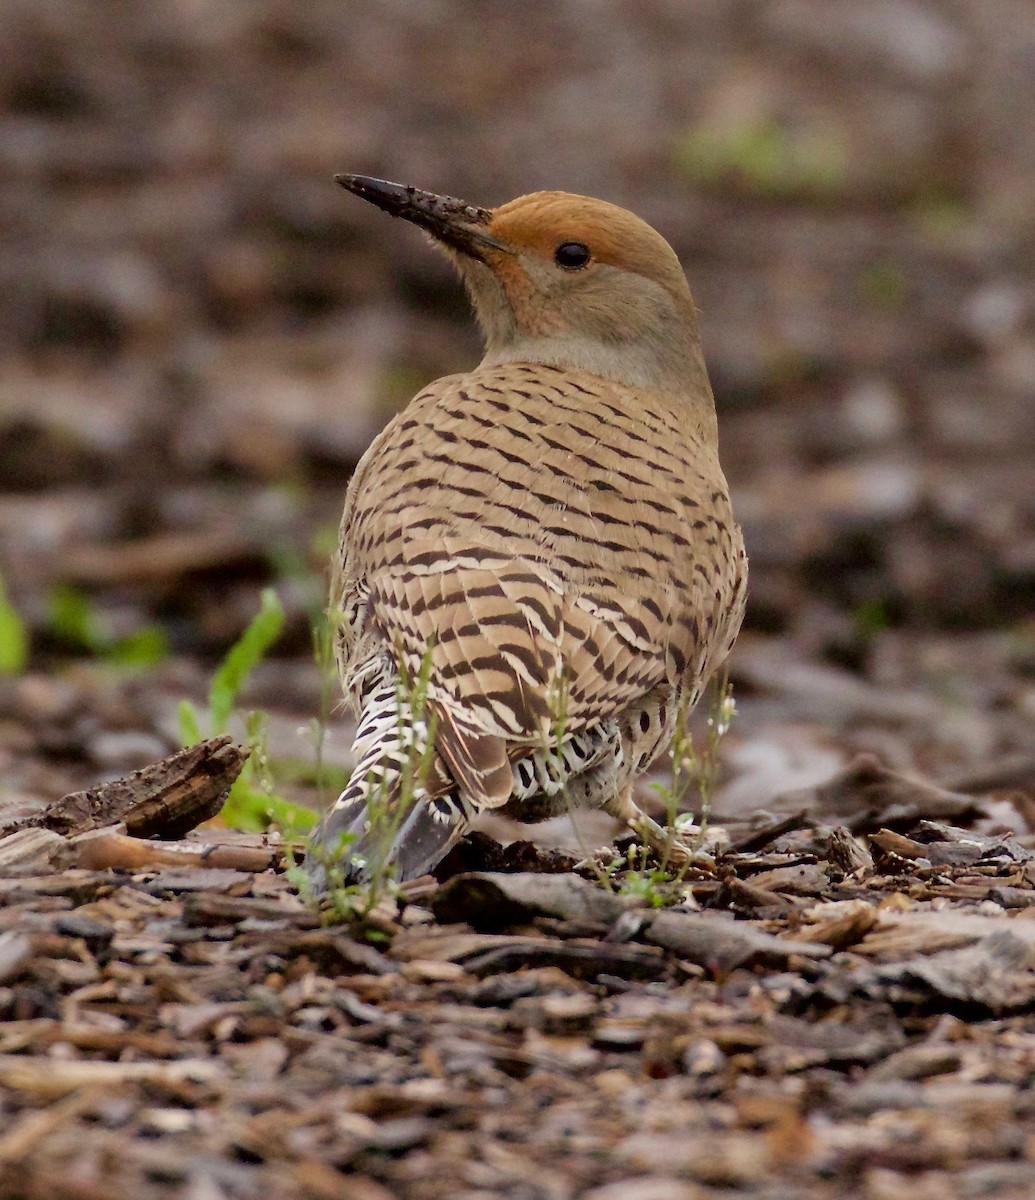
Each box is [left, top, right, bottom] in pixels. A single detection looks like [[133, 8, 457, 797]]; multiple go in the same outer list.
[[333, 363, 745, 808]]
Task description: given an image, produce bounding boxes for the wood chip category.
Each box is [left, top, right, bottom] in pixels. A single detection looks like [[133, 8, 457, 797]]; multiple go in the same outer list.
[[0, 828, 73, 874], [0, 1054, 223, 1098], [39, 736, 250, 839], [73, 828, 276, 873], [643, 910, 830, 975], [0, 931, 33, 985]]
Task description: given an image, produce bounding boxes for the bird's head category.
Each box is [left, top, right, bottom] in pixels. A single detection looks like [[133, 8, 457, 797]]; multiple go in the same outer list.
[[336, 174, 713, 404]]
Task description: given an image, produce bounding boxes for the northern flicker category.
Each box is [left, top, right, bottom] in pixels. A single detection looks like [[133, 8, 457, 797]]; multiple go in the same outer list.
[[306, 174, 747, 886]]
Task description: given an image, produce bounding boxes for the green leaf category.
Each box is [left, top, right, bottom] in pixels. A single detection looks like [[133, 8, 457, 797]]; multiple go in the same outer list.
[[107, 626, 170, 669], [47, 583, 170, 668], [49, 584, 104, 652], [178, 699, 204, 746], [209, 588, 285, 733], [219, 774, 317, 834], [0, 577, 29, 675], [853, 599, 890, 639]]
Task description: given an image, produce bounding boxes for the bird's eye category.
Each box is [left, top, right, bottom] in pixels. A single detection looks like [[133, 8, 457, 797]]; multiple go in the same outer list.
[[554, 241, 591, 270]]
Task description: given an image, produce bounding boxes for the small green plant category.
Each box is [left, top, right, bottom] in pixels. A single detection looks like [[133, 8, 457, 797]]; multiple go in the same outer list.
[[910, 188, 971, 244], [852, 598, 890, 643], [676, 117, 846, 201], [179, 586, 286, 741], [609, 859, 681, 909], [305, 602, 343, 812], [0, 574, 29, 676], [48, 583, 168, 668], [217, 710, 317, 835], [178, 587, 315, 835]]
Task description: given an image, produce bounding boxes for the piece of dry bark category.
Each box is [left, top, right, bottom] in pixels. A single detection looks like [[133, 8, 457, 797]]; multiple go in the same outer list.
[[717, 876, 795, 916], [434, 831, 580, 879], [870, 828, 930, 861], [0, 931, 34, 985], [0, 1053, 223, 1098], [940, 754, 1035, 795], [862, 931, 1035, 1014], [826, 826, 874, 876], [0, 1163, 119, 1200], [182, 891, 314, 927], [748, 862, 830, 897], [774, 754, 986, 833], [460, 937, 668, 982], [727, 810, 810, 854], [431, 871, 631, 931], [32, 736, 250, 840], [804, 902, 878, 952], [642, 911, 830, 976], [60, 528, 262, 585], [0, 828, 74, 874], [392, 924, 667, 982], [72, 827, 276, 873]]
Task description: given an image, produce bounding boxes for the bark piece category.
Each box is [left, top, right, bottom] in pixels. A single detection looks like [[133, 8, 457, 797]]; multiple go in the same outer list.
[[0, 931, 34, 984], [392, 925, 667, 982], [940, 755, 1035, 795], [431, 871, 631, 931], [39, 736, 250, 840], [0, 1053, 222, 1098], [748, 862, 830, 897], [434, 831, 580, 879], [0, 828, 73, 874], [758, 1013, 903, 1069], [183, 891, 313, 927], [642, 910, 830, 976], [73, 827, 276, 873], [727, 809, 810, 854], [805, 902, 878, 952], [775, 754, 985, 833], [870, 828, 930, 862], [826, 826, 874, 876], [138, 867, 254, 894], [871, 931, 1035, 1014], [459, 938, 668, 982]]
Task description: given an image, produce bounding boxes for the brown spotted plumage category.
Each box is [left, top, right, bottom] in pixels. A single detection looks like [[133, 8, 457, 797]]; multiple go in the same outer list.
[[306, 176, 747, 885]]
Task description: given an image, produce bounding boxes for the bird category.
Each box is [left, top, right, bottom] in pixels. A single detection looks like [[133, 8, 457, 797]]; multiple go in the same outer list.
[[305, 173, 747, 887]]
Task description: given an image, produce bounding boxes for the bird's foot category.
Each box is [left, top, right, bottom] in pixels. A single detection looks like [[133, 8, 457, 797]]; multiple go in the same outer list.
[[603, 788, 707, 873], [630, 812, 701, 870]]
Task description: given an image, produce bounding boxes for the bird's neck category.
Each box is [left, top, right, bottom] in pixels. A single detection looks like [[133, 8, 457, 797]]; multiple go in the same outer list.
[[478, 335, 719, 442]]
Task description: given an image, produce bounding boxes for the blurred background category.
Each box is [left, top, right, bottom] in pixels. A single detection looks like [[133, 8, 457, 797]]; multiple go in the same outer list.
[[1, 1, 1032, 825]]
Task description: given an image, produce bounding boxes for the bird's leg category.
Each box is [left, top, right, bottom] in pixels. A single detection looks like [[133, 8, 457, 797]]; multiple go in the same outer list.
[[603, 786, 698, 868]]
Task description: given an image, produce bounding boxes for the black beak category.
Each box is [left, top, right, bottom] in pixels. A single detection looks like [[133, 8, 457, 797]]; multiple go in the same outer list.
[[335, 173, 509, 260]]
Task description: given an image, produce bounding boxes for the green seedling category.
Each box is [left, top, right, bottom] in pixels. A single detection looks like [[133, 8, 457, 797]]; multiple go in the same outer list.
[[0, 574, 29, 676], [48, 583, 168, 669], [178, 587, 316, 834], [676, 117, 846, 201]]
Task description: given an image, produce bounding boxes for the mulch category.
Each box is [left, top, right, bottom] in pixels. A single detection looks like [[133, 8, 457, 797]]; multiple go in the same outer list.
[[3, 743, 1035, 1200]]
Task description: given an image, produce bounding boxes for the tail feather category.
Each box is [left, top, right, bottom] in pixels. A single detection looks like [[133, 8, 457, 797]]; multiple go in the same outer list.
[[376, 792, 468, 880], [305, 665, 471, 886], [306, 779, 468, 887], [304, 659, 624, 890]]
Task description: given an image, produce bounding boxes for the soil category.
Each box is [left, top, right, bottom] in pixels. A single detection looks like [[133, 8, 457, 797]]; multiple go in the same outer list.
[[1, 3, 1034, 1198]]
